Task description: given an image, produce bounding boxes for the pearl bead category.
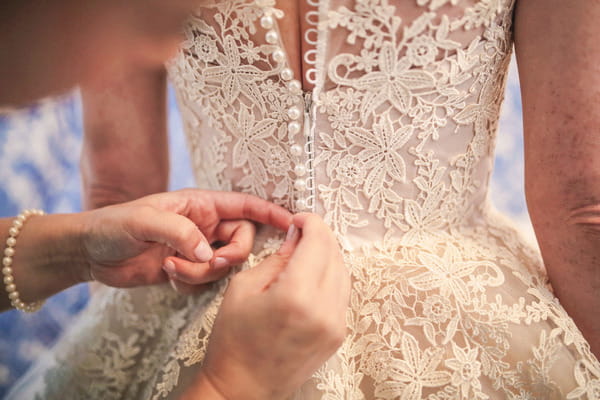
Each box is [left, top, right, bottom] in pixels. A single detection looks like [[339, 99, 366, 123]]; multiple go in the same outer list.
[[4, 248, 14, 257], [8, 291, 19, 300], [294, 179, 307, 192], [23, 210, 32, 217], [2, 257, 12, 266], [295, 198, 307, 210], [12, 220, 22, 229], [2, 267, 12, 275], [265, 30, 279, 44], [3, 276, 13, 285], [294, 164, 307, 176], [280, 68, 294, 81], [5, 284, 15, 293], [6, 238, 16, 247], [287, 106, 301, 120], [8, 227, 18, 237], [288, 121, 301, 135], [272, 49, 285, 63], [260, 15, 274, 29], [288, 80, 302, 95], [16, 215, 25, 222], [290, 144, 303, 156]]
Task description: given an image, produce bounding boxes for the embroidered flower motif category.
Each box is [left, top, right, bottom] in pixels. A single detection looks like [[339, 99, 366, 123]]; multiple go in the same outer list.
[[264, 145, 290, 175], [194, 35, 218, 63], [348, 113, 412, 195], [390, 333, 451, 400], [239, 41, 262, 64], [408, 244, 497, 304], [423, 294, 452, 324], [445, 344, 482, 399], [344, 42, 436, 115], [203, 36, 267, 104], [336, 156, 366, 187], [365, 350, 394, 382], [406, 36, 438, 66], [402, 199, 447, 246], [355, 49, 379, 73], [224, 107, 276, 171]]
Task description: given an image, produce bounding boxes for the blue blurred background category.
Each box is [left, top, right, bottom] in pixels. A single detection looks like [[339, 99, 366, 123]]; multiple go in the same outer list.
[[0, 59, 531, 396]]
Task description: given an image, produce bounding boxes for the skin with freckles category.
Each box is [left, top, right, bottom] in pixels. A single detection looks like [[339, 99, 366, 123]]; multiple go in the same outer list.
[[515, 0, 600, 356]]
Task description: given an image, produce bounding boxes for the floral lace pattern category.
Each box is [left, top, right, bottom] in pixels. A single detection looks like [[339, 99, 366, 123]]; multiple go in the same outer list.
[[9, 1, 600, 399]]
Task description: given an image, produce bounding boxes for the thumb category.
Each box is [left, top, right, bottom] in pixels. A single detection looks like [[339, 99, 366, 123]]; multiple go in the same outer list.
[[125, 206, 213, 263], [237, 224, 301, 290]]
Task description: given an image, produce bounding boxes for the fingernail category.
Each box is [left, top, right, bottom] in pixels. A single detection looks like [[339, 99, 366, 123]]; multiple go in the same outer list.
[[285, 224, 298, 242], [194, 241, 213, 263], [212, 257, 228, 269], [169, 279, 179, 292], [163, 259, 176, 275]]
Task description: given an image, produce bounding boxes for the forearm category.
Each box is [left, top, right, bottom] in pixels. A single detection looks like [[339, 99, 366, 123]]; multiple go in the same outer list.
[[0, 213, 89, 312], [81, 64, 169, 209]]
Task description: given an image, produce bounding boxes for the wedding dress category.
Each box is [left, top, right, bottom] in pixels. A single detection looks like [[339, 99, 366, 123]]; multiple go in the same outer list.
[[9, 0, 600, 399]]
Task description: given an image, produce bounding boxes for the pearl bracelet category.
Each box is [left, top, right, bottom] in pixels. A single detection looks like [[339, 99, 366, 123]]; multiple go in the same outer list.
[[2, 209, 46, 312]]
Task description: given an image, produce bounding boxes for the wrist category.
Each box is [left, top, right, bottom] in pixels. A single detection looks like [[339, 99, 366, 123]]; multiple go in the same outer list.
[[11, 212, 90, 302]]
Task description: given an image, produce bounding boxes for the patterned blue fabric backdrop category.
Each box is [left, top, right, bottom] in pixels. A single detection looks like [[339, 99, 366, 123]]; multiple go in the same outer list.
[[0, 59, 530, 396]]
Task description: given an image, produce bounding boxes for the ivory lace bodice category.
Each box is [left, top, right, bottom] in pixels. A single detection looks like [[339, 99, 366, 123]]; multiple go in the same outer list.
[[168, 0, 513, 250]]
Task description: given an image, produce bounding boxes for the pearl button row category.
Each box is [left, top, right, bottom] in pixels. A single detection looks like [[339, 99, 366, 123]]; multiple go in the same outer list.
[[260, 8, 313, 211]]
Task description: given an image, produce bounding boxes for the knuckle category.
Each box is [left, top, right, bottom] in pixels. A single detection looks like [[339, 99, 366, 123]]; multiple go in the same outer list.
[[240, 193, 253, 217]]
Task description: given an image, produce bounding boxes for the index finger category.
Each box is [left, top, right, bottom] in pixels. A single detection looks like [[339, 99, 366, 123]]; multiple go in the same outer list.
[[280, 213, 337, 283], [208, 191, 293, 231]]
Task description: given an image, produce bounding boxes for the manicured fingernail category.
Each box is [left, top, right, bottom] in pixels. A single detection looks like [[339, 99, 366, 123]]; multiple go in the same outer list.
[[169, 279, 179, 292], [285, 224, 298, 242], [194, 241, 213, 263], [212, 257, 228, 269], [163, 259, 176, 275]]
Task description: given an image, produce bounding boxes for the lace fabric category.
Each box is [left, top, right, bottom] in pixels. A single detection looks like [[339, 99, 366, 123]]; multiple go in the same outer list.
[[8, 1, 600, 399]]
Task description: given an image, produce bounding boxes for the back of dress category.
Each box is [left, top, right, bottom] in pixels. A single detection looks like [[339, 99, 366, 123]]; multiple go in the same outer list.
[[170, 0, 513, 249], [163, 1, 600, 398], [8, 1, 600, 399]]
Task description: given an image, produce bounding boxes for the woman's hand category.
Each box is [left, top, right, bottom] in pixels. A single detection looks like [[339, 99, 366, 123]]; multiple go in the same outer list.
[[1, 189, 292, 312], [80, 189, 292, 289], [182, 213, 351, 400]]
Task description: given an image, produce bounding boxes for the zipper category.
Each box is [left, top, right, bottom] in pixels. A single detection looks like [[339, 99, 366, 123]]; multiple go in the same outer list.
[[303, 91, 315, 211]]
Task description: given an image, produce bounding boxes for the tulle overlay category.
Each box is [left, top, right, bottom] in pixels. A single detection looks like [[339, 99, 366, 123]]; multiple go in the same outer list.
[[9, 0, 600, 399]]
